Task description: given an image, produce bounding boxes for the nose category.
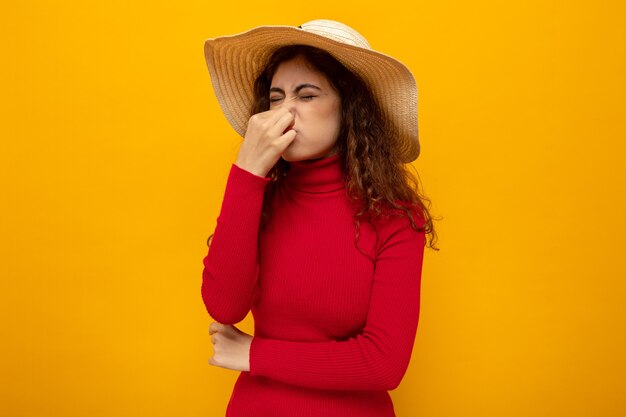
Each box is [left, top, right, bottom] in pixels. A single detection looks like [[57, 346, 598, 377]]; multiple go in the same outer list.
[[282, 96, 298, 115], [280, 98, 297, 131]]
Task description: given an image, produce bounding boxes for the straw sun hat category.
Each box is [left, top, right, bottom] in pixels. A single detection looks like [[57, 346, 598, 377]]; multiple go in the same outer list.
[[203, 19, 420, 162]]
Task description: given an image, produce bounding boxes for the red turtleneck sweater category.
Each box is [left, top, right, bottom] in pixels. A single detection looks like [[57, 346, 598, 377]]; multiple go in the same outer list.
[[201, 154, 426, 417]]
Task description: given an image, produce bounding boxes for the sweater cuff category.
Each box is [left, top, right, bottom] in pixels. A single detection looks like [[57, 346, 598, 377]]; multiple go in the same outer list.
[[229, 163, 271, 190], [249, 336, 273, 377], [220, 164, 270, 215]]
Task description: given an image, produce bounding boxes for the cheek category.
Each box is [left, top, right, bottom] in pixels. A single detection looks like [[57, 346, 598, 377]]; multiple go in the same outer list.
[[318, 101, 341, 130], [299, 101, 342, 140], [329, 103, 342, 134]]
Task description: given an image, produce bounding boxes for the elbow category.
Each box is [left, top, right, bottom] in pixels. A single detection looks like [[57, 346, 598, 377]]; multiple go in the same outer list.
[[200, 277, 250, 325], [207, 310, 247, 325], [376, 372, 402, 391], [384, 375, 403, 391], [360, 332, 414, 391], [201, 286, 249, 325], [375, 356, 411, 391]]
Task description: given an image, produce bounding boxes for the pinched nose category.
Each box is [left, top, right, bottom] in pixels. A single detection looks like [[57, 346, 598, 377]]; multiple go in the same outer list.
[[283, 96, 299, 111], [283, 118, 295, 134]]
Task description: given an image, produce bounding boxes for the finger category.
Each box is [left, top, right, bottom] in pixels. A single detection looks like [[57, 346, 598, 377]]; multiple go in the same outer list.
[[253, 106, 290, 124], [266, 105, 292, 118], [280, 128, 297, 144], [268, 129, 297, 155], [224, 324, 244, 337], [271, 111, 295, 135], [209, 322, 222, 335], [219, 324, 236, 338]]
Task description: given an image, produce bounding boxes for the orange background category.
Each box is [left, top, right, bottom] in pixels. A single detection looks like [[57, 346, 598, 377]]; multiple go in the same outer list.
[[2, 1, 625, 416]]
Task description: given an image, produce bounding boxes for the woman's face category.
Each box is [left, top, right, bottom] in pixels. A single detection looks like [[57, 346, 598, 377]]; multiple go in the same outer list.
[[268, 55, 342, 162]]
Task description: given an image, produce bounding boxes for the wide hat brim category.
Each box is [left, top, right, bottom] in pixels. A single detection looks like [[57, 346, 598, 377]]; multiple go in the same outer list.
[[203, 22, 420, 162]]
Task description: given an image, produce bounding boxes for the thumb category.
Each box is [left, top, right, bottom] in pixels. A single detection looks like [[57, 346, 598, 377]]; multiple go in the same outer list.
[[224, 324, 241, 334], [209, 321, 224, 335]]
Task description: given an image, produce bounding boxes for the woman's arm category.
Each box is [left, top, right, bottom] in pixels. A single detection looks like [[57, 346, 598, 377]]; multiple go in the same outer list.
[[201, 163, 269, 324], [202, 107, 298, 324], [248, 213, 426, 391]]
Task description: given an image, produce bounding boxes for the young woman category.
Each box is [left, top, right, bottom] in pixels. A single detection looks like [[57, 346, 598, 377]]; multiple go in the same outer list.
[[201, 19, 438, 417]]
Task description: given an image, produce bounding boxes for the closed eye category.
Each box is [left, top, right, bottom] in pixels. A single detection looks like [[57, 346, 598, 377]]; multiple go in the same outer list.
[[269, 95, 317, 104]]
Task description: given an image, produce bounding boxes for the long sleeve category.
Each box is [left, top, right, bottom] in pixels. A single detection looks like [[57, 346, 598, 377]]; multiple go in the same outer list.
[[248, 211, 426, 391], [201, 163, 270, 324]]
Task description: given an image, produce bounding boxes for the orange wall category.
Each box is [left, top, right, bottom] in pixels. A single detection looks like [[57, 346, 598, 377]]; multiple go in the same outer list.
[[2, 1, 625, 416]]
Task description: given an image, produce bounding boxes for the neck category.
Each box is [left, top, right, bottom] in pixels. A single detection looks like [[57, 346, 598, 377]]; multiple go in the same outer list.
[[284, 154, 345, 194]]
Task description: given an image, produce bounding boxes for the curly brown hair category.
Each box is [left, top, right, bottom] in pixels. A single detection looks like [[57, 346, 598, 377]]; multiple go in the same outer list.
[[207, 44, 439, 251]]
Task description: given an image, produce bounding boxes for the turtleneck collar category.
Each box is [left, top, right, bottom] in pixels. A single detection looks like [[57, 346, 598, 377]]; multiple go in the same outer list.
[[284, 153, 345, 194]]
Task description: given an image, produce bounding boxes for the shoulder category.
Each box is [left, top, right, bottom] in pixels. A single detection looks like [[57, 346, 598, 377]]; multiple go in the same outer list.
[[367, 200, 426, 250], [376, 200, 426, 229]]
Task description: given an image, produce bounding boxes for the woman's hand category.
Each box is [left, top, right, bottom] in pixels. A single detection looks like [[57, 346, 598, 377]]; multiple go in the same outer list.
[[235, 107, 297, 177], [208, 322, 253, 372]]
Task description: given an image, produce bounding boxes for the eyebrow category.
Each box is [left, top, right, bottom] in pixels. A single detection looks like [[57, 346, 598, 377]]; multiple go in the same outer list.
[[269, 83, 322, 94]]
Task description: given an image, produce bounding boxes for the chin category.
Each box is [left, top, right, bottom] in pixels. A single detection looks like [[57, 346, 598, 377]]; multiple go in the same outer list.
[[282, 148, 317, 162], [282, 152, 325, 163], [282, 146, 337, 163]]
